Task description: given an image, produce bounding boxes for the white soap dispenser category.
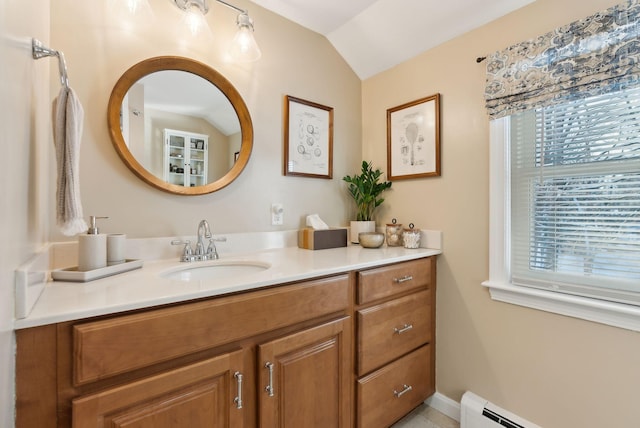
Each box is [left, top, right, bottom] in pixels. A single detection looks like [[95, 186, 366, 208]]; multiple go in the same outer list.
[[78, 216, 108, 271]]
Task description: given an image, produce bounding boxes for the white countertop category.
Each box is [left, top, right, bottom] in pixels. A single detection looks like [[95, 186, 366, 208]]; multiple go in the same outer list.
[[15, 244, 441, 330]]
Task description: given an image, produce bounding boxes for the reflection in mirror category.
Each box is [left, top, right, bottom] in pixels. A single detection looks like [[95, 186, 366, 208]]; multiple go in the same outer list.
[[122, 70, 241, 186], [108, 56, 253, 195]]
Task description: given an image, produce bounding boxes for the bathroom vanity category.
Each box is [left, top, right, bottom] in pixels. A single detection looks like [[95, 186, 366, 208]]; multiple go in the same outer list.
[[15, 245, 438, 428]]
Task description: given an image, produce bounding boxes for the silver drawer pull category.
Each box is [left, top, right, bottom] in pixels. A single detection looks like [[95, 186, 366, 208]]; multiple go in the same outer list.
[[265, 362, 275, 397], [234, 372, 243, 409], [394, 324, 413, 334], [393, 275, 413, 284], [393, 384, 413, 398]]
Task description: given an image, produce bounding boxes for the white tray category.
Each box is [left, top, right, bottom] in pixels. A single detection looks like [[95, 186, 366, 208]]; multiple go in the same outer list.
[[51, 259, 143, 282]]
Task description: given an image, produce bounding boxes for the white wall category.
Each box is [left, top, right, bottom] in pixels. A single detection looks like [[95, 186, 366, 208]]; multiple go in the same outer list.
[[0, 1, 51, 426]]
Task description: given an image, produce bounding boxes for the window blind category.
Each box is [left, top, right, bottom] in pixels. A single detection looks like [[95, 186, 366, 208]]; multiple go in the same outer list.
[[510, 86, 640, 305]]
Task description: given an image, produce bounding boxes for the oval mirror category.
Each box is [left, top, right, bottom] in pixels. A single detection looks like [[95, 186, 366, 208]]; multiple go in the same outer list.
[[107, 56, 253, 195]]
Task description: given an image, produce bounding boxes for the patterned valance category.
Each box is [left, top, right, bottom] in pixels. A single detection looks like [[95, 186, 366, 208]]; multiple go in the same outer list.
[[485, 0, 640, 119]]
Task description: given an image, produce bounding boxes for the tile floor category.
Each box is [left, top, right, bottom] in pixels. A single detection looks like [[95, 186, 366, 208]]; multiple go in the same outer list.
[[391, 404, 460, 428]]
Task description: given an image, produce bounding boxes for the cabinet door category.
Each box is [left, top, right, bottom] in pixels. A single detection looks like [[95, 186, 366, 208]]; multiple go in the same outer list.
[[72, 349, 245, 428], [188, 136, 208, 186], [163, 129, 208, 187], [258, 317, 351, 428], [165, 130, 187, 186]]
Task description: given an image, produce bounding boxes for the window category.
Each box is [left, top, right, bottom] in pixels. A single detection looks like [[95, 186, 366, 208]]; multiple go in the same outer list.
[[512, 86, 640, 302], [482, 1, 640, 329], [484, 86, 640, 330]]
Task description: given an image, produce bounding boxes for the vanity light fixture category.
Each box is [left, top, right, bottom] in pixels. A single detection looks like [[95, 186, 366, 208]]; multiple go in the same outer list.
[[122, 0, 152, 15], [174, 0, 209, 36], [108, 0, 154, 23], [229, 12, 261, 62], [172, 0, 262, 62]]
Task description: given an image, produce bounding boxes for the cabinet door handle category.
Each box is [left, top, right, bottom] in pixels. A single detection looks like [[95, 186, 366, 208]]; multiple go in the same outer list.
[[393, 384, 413, 398], [393, 323, 414, 334], [393, 275, 413, 284], [234, 371, 243, 409], [265, 362, 275, 397]]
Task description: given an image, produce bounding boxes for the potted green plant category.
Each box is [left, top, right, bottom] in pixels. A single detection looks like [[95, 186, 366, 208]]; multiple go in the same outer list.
[[343, 160, 392, 243]]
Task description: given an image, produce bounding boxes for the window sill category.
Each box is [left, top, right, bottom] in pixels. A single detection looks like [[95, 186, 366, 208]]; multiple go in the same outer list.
[[482, 280, 640, 332]]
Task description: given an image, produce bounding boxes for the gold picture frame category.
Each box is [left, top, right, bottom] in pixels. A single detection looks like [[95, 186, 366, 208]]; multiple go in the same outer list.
[[284, 95, 334, 179], [387, 93, 441, 180]]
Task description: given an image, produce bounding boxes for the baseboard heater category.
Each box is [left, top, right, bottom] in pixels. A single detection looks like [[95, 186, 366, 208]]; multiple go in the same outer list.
[[461, 391, 541, 428]]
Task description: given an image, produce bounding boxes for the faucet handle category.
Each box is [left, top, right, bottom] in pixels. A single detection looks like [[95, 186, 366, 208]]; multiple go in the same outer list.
[[195, 240, 205, 256], [206, 239, 220, 260], [171, 239, 195, 262], [171, 239, 191, 249]]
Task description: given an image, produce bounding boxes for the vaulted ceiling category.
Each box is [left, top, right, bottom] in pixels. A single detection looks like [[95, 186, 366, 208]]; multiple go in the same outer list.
[[249, 0, 536, 79]]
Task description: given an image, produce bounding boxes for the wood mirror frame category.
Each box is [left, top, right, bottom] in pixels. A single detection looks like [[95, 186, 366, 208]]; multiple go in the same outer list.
[[107, 56, 253, 195]]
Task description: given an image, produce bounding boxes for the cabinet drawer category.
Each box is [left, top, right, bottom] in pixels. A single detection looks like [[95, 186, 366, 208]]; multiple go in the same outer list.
[[357, 290, 431, 375], [73, 274, 349, 385], [357, 345, 433, 428], [357, 258, 432, 305]]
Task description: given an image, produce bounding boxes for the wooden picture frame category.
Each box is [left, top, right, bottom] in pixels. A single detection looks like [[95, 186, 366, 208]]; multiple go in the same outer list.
[[284, 95, 333, 178], [387, 93, 441, 180]]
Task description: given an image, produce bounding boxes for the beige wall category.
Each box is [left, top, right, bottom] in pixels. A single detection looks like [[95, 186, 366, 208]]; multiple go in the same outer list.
[[362, 0, 639, 427], [0, 1, 52, 425], [50, 0, 362, 240], [2, 1, 360, 426], [7, 0, 639, 426]]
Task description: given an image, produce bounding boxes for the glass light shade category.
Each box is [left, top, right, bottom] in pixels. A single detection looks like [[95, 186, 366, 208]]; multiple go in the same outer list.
[[109, 0, 154, 21], [229, 14, 262, 62], [124, 0, 149, 14], [183, 6, 208, 36]]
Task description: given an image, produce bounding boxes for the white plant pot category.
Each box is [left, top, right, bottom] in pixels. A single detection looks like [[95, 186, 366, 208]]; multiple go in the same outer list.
[[350, 220, 376, 244]]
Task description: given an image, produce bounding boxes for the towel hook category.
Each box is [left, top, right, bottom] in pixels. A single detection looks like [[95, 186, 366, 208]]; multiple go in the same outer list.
[[32, 38, 69, 89]]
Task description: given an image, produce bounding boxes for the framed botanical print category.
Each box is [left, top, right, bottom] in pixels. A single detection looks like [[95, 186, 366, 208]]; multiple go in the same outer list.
[[387, 93, 441, 180], [284, 95, 333, 178]]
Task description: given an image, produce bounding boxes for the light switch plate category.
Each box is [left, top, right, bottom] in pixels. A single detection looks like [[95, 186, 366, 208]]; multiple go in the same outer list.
[[271, 203, 283, 225]]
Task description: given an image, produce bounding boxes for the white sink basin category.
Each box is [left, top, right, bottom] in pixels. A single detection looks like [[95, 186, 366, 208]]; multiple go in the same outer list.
[[161, 261, 270, 281]]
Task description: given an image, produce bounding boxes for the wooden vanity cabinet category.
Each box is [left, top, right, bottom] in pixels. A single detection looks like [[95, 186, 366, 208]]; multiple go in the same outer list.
[[16, 255, 437, 428], [16, 274, 352, 428], [355, 257, 436, 428]]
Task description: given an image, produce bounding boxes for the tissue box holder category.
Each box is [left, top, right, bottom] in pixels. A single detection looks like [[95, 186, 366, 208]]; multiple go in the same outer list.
[[298, 228, 347, 250]]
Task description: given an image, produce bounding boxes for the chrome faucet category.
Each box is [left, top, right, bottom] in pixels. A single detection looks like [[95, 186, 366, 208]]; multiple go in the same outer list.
[[171, 219, 227, 262], [195, 219, 212, 258]]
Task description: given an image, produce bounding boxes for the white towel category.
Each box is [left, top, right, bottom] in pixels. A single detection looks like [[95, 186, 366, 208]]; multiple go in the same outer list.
[[53, 87, 87, 236]]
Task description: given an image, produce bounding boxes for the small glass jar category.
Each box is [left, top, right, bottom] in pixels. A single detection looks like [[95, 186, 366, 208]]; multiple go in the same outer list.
[[403, 223, 421, 249], [385, 218, 403, 247]]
